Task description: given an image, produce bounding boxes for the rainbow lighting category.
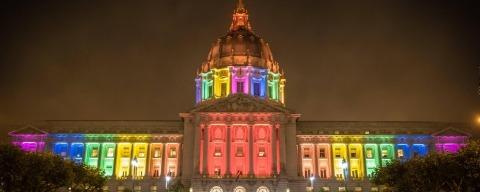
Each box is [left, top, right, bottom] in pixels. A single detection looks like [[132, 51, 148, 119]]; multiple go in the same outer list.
[[6, 0, 475, 191]]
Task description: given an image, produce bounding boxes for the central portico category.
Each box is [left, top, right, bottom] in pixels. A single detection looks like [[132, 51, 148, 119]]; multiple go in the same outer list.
[[181, 94, 304, 192]]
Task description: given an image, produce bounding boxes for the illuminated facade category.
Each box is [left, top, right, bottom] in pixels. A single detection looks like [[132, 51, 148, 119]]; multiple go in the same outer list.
[[7, 1, 474, 192]]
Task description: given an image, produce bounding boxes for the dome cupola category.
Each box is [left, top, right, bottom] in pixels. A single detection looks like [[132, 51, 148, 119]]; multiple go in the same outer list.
[[195, 0, 286, 104]]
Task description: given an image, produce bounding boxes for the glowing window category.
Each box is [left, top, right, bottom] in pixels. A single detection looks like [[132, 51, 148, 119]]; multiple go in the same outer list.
[[303, 148, 311, 158], [366, 148, 373, 158], [210, 186, 223, 192], [397, 149, 404, 158], [214, 146, 222, 157], [256, 186, 269, 192], [319, 148, 326, 158], [258, 147, 266, 157], [169, 147, 177, 158], [168, 166, 176, 176], [121, 146, 129, 157], [350, 148, 357, 158], [138, 146, 146, 158], [214, 167, 221, 176], [107, 147, 115, 157], [92, 147, 99, 158], [153, 147, 162, 158], [334, 147, 341, 158], [381, 149, 388, 158]]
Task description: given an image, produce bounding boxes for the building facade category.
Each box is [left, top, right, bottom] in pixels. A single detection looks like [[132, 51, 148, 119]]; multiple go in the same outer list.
[[8, 1, 474, 192]]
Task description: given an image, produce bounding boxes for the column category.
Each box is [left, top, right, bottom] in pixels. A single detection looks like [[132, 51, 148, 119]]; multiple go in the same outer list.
[[203, 125, 209, 176], [226, 124, 231, 177], [249, 124, 254, 177], [297, 144, 302, 177], [314, 144, 319, 177], [271, 124, 277, 175], [278, 123, 287, 176], [180, 113, 194, 186], [193, 120, 201, 175], [161, 143, 166, 177], [285, 114, 300, 178], [330, 144, 335, 179]]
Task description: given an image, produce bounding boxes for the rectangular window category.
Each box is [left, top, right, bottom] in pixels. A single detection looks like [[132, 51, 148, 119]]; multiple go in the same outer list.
[[319, 148, 326, 158], [304, 168, 311, 178], [366, 148, 373, 158], [268, 85, 273, 98], [320, 168, 327, 178], [352, 170, 358, 178], [92, 147, 99, 158], [168, 166, 176, 176], [221, 83, 227, 96], [138, 146, 146, 158], [253, 82, 260, 96], [397, 149, 404, 158], [258, 147, 266, 157], [107, 147, 115, 158], [236, 146, 244, 157], [208, 85, 213, 98], [335, 147, 341, 158], [304, 148, 311, 159], [154, 147, 162, 158], [237, 81, 244, 93], [214, 167, 221, 176], [169, 147, 177, 158], [350, 148, 357, 158], [122, 146, 130, 157], [214, 146, 222, 157], [381, 149, 388, 158]]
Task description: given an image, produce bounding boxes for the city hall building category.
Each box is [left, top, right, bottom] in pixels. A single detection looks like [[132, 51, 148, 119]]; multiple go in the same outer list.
[[8, 1, 474, 192]]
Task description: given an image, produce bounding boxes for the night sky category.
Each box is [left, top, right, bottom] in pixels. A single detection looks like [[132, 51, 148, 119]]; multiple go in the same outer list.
[[0, 0, 479, 135]]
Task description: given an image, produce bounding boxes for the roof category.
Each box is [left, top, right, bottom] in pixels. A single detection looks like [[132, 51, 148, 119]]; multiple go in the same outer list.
[[8, 124, 48, 135], [297, 121, 473, 135]]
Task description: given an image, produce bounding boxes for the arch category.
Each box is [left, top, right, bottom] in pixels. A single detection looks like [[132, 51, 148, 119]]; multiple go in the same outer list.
[[234, 186, 247, 192], [256, 186, 270, 192], [210, 186, 223, 192]]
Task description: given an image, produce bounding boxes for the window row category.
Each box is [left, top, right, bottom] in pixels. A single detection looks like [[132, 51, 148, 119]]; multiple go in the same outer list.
[[300, 143, 429, 179], [51, 142, 179, 178]]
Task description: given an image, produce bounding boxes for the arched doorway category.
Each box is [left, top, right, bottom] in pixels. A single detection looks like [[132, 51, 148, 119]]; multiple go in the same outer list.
[[256, 186, 270, 192], [234, 186, 247, 192], [210, 186, 223, 192]]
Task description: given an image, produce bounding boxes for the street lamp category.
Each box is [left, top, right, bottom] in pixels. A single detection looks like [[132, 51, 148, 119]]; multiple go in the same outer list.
[[165, 175, 171, 190], [341, 158, 348, 191], [309, 176, 315, 191], [131, 157, 138, 192]]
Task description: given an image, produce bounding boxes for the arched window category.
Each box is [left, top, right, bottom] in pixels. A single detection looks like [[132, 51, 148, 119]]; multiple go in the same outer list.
[[210, 186, 223, 192], [256, 186, 270, 192], [234, 186, 247, 192]]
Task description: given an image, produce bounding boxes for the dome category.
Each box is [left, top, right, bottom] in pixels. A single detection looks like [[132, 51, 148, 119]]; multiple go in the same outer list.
[[194, 0, 286, 105], [198, 1, 281, 74]]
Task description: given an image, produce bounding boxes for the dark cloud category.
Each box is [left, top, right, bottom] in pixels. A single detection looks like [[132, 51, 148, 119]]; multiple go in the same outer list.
[[0, 0, 479, 127]]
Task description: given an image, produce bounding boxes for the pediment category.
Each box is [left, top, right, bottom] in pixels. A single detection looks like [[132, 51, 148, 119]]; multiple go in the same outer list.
[[190, 94, 293, 113], [432, 127, 471, 137], [9, 124, 48, 135]]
